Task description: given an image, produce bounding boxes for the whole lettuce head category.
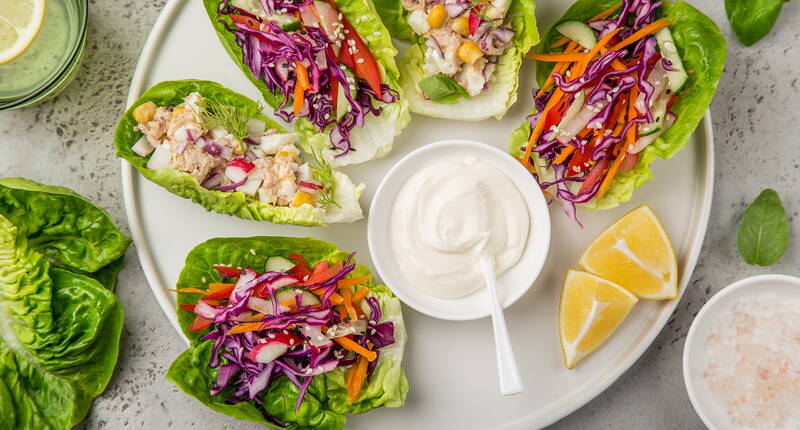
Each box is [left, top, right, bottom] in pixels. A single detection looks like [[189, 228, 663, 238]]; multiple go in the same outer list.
[[374, 0, 539, 121], [0, 178, 128, 429], [167, 237, 408, 430], [203, 0, 411, 167], [115, 80, 365, 226], [509, 0, 726, 210]]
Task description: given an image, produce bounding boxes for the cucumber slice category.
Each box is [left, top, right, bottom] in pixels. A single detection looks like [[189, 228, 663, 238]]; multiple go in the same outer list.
[[230, 0, 269, 18], [336, 66, 357, 121], [655, 27, 688, 93], [275, 287, 321, 306], [638, 90, 670, 136], [629, 112, 676, 154], [265, 256, 295, 273], [553, 90, 585, 142], [265, 14, 301, 31], [555, 21, 597, 50]]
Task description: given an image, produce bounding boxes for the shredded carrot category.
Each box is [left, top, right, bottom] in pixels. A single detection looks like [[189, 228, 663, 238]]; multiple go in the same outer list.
[[597, 86, 639, 199], [280, 299, 296, 307], [527, 52, 587, 62], [226, 322, 265, 335], [308, 287, 344, 305], [551, 36, 570, 48], [575, 27, 622, 76], [295, 61, 310, 90], [591, 3, 622, 21], [611, 18, 672, 51], [553, 145, 576, 164], [347, 356, 369, 403], [208, 283, 234, 291], [535, 41, 580, 98], [351, 287, 369, 304], [337, 275, 372, 289], [342, 287, 358, 322], [166, 287, 209, 295], [522, 88, 566, 166], [293, 84, 305, 115], [332, 336, 377, 361]]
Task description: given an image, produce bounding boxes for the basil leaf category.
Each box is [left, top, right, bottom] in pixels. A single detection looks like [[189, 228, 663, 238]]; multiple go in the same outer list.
[[725, 0, 788, 46], [737, 189, 789, 266], [419, 75, 471, 104]]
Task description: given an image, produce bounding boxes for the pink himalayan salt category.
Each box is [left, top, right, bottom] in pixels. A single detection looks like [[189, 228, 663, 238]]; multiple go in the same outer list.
[[703, 295, 800, 429]]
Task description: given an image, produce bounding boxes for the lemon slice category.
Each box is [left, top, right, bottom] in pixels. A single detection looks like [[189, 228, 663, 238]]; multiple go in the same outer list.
[[579, 205, 678, 300], [0, 0, 46, 65], [559, 270, 638, 369]]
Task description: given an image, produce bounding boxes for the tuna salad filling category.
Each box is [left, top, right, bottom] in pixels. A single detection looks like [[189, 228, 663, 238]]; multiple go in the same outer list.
[[404, 0, 515, 99], [130, 92, 354, 217]]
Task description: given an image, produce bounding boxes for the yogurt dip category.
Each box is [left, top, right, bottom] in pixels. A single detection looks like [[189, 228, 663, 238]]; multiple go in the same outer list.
[[390, 155, 529, 298]]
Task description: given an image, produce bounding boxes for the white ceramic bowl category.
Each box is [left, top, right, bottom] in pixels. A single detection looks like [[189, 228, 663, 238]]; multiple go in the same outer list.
[[683, 274, 800, 429], [367, 139, 551, 321]]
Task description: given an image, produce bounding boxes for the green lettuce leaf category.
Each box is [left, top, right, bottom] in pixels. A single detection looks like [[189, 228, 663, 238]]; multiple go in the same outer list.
[[0, 177, 130, 280], [167, 236, 408, 430], [203, 0, 410, 167], [114, 79, 365, 226], [381, 0, 538, 120], [0, 215, 124, 430], [510, 0, 725, 209]]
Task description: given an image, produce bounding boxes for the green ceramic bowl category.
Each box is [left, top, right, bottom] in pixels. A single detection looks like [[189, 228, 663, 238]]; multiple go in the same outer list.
[[0, 0, 88, 111]]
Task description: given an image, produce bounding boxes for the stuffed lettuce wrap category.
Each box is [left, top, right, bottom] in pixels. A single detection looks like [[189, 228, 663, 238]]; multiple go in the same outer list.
[[115, 80, 364, 226], [509, 0, 725, 224], [167, 237, 408, 430], [374, 0, 539, 121], [204, 0, 410, 166]]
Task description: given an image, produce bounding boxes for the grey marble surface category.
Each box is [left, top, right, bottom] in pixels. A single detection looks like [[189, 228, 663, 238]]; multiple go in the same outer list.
[[1, 0, 798, 428]]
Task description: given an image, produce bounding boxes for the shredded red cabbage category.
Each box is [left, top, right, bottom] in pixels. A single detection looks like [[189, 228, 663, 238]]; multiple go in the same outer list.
[[185, 254, 395, 424], [217, 0, 399, 157], [521, 0, 681, 224]]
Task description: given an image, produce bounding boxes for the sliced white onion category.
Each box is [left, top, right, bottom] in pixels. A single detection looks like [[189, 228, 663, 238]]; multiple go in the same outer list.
[[132, 136, 154, 157], [146, 144, 172, 170]]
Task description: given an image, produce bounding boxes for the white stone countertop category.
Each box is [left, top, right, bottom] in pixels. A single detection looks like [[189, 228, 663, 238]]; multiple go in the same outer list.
[[1, 0, 798, 428]]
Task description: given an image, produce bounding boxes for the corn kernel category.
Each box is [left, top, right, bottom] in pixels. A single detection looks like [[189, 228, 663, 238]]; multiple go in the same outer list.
[[427, 4, 446, 29], [133, 102, 157, 124], [291, 191, 316, 207], [451, 16, 469, 36], [457, 41, 484, 65]]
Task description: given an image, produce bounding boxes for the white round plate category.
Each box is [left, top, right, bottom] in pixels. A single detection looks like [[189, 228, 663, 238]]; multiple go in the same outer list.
[[683, 274, 800, 430], [368, 139, 551, 321], [122, 1, 715, 428]]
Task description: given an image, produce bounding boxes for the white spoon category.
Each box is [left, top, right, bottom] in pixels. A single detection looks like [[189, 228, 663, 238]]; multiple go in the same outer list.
[[481, 255, 524, 396]]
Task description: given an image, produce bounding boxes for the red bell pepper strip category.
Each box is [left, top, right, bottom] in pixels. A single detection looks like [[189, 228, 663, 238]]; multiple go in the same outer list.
[[213, 265, 242, 278], [178, 304, 196, 312], [188, 315, 212, 332], [325, 0, 383, 94], [203, 285, 236, 300], [228, 14, 261, 32]]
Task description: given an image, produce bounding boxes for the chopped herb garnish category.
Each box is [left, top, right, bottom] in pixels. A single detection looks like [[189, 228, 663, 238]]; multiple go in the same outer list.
[[309, 147, 339, 208], [199, 96, 262, 153]]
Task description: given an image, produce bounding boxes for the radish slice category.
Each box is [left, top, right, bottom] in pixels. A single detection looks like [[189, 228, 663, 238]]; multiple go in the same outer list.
[[225, 158, 255, 183]]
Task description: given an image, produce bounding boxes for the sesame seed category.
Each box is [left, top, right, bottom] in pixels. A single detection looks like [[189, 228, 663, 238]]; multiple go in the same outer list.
[[572, 166, 580, 172], [268, 333, 275, 339], [344, 29, 350, 34], [373, 31, 381, 37], [283, 330, 289, 335], [289, 339, 295, 345], [316, 335, 325, 341], [370, 329, 377, 335], [356, 58, 364, 64], [368, 320, 376, 325], [202, 276, 207, 283], [306, 368, 313, 374], [338, 13, 342, 19], [249, 249, 256, 255], [628, 144, 634, 150]]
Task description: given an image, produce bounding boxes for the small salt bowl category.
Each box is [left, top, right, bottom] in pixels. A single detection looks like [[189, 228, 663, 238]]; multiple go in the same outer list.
[[683, 274, 800, 430]]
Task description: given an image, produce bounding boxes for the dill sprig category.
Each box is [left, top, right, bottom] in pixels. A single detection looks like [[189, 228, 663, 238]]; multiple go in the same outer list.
[[468, 0, 494, 23], [309, 147, 339, 209], [199, 96, 262, 152]]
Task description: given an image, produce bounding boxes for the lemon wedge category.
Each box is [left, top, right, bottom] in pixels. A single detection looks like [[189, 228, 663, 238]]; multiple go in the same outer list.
[[0, 0, 46, 65], [579, 205, 678, 300], [559, 270, 638, 369]]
